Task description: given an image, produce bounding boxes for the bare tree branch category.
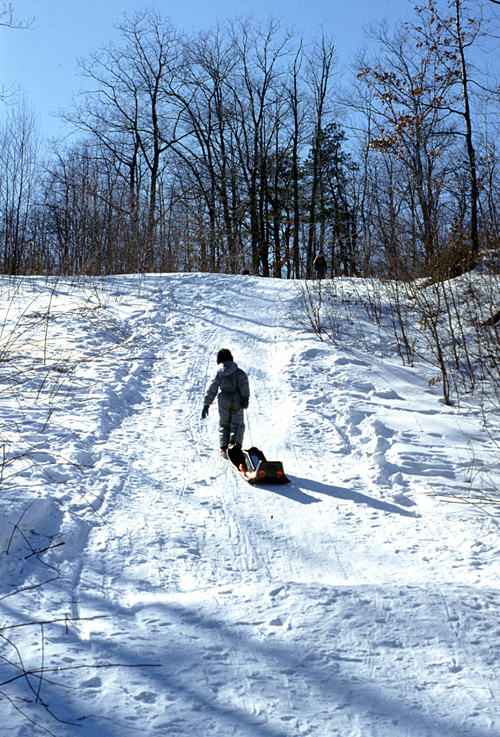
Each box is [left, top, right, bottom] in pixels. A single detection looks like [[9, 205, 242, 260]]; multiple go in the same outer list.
[[0, 2, 34, 29]]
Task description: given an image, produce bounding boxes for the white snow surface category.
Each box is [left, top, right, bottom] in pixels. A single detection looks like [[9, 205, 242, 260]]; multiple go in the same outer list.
[[1, 272, 500, 737]]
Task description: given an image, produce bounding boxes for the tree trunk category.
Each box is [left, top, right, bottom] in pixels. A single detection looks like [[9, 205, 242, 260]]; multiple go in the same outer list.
[[455, 0, 480, 264]]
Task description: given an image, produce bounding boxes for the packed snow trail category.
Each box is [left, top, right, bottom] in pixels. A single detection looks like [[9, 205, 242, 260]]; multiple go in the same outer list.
[[2, 273, 500, 737]]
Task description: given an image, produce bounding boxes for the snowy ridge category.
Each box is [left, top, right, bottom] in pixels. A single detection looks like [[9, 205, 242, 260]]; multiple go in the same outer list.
[[1, 273, 500, 736]]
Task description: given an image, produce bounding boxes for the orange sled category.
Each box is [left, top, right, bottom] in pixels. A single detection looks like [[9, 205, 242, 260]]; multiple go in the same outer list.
[[227, 445, 290, 485]]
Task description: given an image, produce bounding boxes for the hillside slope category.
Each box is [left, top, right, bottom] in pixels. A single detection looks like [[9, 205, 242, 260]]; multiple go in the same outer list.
[[2, 273, 500, 737]]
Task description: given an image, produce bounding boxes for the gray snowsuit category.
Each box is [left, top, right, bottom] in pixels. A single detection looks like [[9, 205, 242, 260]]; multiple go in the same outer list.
[[204, 360, 250, 448]]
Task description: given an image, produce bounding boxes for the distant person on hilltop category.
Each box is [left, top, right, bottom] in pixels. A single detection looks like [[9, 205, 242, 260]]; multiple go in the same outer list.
[[313, 250, 327, 279], [201, 349, 250, 458]]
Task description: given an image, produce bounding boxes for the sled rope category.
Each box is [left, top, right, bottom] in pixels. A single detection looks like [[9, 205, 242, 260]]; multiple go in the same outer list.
[[244, 408, 253, 446]]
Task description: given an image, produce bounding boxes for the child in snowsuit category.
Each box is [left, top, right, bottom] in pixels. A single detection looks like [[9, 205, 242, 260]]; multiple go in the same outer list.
[[201, 349, 250, 456]]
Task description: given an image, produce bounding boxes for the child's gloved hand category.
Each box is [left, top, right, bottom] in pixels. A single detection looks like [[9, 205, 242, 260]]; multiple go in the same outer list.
[[201, 406, 209, 419], [243, 397, 249, 409]]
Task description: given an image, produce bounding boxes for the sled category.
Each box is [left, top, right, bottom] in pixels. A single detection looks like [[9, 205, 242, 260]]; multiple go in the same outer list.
[[227, 445, 290, 485]]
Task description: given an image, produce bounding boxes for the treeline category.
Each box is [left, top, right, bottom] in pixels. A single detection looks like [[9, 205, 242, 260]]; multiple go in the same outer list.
[[1, 1, 499, 278]]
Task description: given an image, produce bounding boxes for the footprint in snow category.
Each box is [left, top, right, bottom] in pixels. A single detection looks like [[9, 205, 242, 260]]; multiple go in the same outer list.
[[371, 388, 404, 401], [369, 419, 395, 439], [269, 616, 284, 626], [268, 586, 285, 598], [81, 677, 102, 689], [135, 691, 158, 703]]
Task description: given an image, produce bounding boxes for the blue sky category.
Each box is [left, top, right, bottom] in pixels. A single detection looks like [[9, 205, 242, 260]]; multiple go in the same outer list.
[[1, 0, 408, 140]]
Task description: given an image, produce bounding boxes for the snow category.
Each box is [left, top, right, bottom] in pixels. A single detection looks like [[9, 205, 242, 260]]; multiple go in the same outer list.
[[1, 272, 500, 736]]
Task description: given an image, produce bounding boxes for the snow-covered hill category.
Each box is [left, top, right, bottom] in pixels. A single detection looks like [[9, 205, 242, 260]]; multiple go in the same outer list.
[[2, 273, 500, 736]]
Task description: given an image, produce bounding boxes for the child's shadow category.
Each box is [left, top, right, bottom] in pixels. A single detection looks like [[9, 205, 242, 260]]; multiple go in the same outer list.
[[268, 475, 419, 518]]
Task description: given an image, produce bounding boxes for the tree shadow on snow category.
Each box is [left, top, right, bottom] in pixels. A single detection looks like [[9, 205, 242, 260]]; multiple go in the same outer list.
[[55, 585, 494, 737], [275, 476, 418, 517]]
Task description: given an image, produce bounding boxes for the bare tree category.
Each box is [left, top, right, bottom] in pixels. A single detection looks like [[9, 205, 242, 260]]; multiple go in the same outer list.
[[0, 4, 34, 101], [169, 26, 244, 272], [42, 140, 136, 274], [288, 44, 305, 278], [355, 18, 454, 272], [412, 0, 492, 267], [227, 18, 295, 276], [69, 10, 186, 270], [304, 34, 336, 277], [0, 100, 41, 273], [0, 2, 33, 28]]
